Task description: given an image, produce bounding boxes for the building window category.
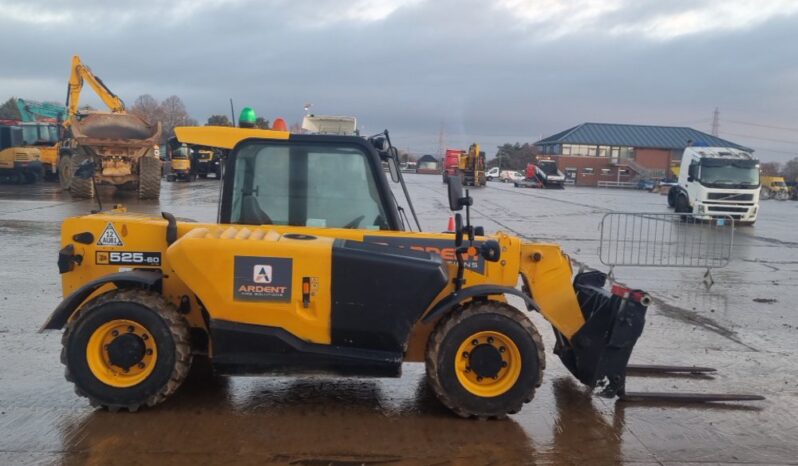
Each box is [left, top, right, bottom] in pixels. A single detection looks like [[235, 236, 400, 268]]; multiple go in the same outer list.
[[565, 167, 577, 179], [611, 147, 620, 159], [562, 144, 571, 155], [618, 169, 629, 176], [598, 146, 610, 157], [620, 147, 634, 159], [581, 167, 594, 175], [600, 168, 611, 175], [586, 146, 597, 157]]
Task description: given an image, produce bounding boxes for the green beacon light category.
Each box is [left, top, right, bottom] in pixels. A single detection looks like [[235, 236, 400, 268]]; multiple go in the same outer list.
[[239, 107, 256, 128]]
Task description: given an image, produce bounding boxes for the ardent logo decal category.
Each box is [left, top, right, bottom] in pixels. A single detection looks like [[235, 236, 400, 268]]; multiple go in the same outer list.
[[234, 257, 292, 302], [253, 265, 273, 283]]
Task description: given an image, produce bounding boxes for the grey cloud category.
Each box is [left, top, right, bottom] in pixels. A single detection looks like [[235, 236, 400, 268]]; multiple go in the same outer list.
[[1, 0, 796, 160]]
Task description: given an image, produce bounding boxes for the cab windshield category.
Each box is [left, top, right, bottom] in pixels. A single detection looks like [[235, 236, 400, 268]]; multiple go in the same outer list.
[[229, 141, 389, 230], [21, 124, 58, 145], [699, 160, 759, 189], [172, 146, 190, 159]]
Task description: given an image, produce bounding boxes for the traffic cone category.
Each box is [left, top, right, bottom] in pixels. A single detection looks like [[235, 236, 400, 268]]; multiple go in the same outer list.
[[447, 216, 456, 232]]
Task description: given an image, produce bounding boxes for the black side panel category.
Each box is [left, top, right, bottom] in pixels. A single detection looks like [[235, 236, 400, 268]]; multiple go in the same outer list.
[[210, 319, 402, 377], [331, 240, 449, 352]]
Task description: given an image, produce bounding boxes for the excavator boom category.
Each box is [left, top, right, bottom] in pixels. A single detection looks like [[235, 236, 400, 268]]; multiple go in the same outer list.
[[65, 55, 126, 124]]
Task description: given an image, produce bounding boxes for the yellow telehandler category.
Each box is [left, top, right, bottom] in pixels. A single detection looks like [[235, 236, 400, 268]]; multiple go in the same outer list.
[[43, 124, 761, 417]]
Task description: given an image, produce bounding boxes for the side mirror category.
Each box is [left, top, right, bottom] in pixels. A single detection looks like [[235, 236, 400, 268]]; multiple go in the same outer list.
[[74, 158, 96, 180], [387, 156, 400, 183]]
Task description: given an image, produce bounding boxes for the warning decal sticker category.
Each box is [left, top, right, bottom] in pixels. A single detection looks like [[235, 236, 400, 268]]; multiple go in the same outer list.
[[234, 256, 292, 302], [97, 223, 124, 247]]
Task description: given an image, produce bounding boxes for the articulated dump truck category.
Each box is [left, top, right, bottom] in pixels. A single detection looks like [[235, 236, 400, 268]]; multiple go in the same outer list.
[[62, 113, 161, 199]]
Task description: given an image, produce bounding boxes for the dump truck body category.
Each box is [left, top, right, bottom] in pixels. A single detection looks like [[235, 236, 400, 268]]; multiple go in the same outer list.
[[67, 113, 161, 191]]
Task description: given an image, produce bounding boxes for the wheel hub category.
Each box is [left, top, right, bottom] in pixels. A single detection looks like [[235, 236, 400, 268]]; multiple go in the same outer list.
[[86, 319, 157, 388], [468, 344, 503, 379], [106, 333, 146, 370], [455, 330, 522, 398]]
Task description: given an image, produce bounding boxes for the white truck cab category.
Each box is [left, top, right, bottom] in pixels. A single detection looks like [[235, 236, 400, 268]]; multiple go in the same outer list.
[[668, 147, 760, 225], [486, 166, 500, 180]]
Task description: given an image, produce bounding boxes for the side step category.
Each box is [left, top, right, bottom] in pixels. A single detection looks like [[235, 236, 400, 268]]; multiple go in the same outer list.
[[618, 363, 765, 403]]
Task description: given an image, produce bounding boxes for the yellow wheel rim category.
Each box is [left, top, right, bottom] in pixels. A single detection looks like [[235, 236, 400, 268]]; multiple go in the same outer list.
[[86, 319, 157, 388], [454, 330, 522, 398]]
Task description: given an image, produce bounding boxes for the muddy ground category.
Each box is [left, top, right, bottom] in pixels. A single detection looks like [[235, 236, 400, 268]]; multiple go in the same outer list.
[[0, 175, 796, 465]]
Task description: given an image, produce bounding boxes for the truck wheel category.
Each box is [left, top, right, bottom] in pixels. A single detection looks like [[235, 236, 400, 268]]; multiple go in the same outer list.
[[68, 149, 95, 198], [138, 156, 161, 200], [667, 187, 679, 208], [61, 289, 191, 412], [58, 152, 73, 190], [675, 194, 695, 222], [425, 302, 544, 419]]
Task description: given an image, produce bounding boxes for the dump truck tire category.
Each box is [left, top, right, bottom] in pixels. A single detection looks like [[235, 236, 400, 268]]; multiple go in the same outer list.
[[425, 301, 544, 419], [61, 289, 191, 412], [58, 152, 73, 190], [68, 150, 95, 198], [138, 156, 161, 200]]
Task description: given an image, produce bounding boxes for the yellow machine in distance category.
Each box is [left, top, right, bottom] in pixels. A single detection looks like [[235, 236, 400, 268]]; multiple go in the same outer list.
[[0, 124, 43, 183], [44, 124, 758, 418]]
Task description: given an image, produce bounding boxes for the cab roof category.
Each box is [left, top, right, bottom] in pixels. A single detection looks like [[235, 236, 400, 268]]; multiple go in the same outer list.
[[175, 126, 290, 150]]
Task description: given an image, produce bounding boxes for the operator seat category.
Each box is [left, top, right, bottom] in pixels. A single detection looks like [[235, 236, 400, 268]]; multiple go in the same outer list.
[[240, 195, 273, 225]]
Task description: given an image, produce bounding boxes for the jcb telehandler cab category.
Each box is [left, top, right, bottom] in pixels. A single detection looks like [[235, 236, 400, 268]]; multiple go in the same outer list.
[[43, 125, 760, 418]]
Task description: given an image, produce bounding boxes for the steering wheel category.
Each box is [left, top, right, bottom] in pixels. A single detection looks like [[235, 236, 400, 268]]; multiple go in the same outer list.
[[343, 215, 365, 229]]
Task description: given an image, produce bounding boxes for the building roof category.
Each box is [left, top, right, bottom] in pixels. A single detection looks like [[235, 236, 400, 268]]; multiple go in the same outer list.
[[417, 154, 438, 163], [535, 122, 752, 152]]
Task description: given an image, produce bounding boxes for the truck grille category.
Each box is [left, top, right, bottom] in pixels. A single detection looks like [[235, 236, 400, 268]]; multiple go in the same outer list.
[[15, 153, 33, 162], [707, 206, 749, 213], [707, 192, 754, 201]]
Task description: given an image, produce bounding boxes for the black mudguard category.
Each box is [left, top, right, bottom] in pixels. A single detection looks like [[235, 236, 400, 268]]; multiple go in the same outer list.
[[422, 284, 539, 323], [554, 270, 648, 396], [40, 270, 162, 331]]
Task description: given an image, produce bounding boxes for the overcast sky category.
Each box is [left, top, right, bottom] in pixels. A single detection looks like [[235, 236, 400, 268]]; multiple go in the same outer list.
[[2, 0, 797, 161]]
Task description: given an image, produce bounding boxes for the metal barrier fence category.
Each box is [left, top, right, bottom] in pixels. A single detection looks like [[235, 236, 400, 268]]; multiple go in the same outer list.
[[599, 213, 734, 286]]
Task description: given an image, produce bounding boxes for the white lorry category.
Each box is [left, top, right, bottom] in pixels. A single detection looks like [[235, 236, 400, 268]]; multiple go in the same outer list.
[[667, 147, 760, 225]]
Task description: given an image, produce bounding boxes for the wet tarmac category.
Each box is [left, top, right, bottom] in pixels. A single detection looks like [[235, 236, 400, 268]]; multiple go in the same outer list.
[[1, 175, 797, 465]]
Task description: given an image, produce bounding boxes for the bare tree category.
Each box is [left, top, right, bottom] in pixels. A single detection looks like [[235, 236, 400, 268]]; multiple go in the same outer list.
[[130, 94, 162, 125], [0, 97, 20, 120], [760, 162, 782, 176], [159, 95, 191, 143], [207, 115, 232, 126]]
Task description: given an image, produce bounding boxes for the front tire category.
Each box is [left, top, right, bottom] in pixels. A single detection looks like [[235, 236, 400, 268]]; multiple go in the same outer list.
[[61, 289, 191, 411], [425, 302, 544, 419]]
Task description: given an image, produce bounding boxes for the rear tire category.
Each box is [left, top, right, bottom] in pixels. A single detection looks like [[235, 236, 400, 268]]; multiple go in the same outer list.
[[425, 301, 544, 419], [138, 156, 161, 199], [61, 289, 191, 412], [68, 149, 95, 198]]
